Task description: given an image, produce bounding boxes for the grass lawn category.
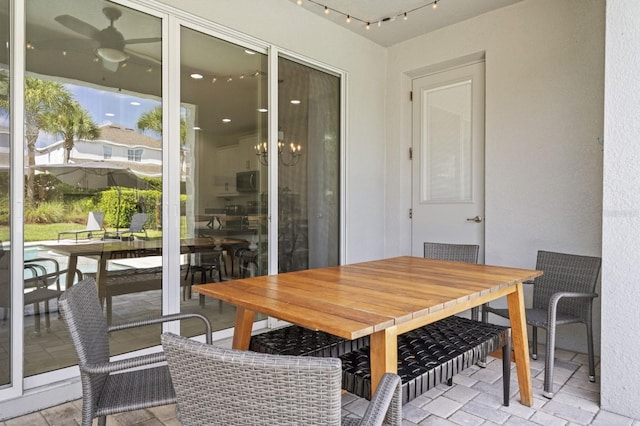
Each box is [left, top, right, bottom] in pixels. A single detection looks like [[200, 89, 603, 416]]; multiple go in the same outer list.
[[1, 217, 184, 243], [23, 223, 163, 242]]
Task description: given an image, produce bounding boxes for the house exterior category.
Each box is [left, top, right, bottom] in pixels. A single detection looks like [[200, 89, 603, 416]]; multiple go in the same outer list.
[[35, 123, 162, 177], [0, 0, 638, 421]]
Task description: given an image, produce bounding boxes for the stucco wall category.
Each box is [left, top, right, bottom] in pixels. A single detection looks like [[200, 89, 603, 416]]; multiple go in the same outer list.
[[385, 0, 605, 354], [601, 0, 640, 418]]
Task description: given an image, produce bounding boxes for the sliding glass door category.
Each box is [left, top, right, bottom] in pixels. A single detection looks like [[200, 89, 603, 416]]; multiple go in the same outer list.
[[179, 26, 269, 334], [24, 0, 162, 376], [0, 0, 11, 389], [0, 0, 343, 398], [277, 57, 340, 272]]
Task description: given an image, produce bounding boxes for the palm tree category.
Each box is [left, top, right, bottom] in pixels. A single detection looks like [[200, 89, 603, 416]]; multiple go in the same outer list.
[[0, 77, 74, 203], [137, 106, 186, 143], [41, 101, 100, 163]]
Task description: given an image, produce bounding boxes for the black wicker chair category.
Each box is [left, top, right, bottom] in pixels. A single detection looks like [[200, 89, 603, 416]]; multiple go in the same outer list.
[[58, 277, 213, 426], [161, 332, 402, 426], [482, 250, 601, 398]]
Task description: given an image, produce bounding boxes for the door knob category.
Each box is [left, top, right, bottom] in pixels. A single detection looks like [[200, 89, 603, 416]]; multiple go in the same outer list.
[[466, 216, 483, 223]]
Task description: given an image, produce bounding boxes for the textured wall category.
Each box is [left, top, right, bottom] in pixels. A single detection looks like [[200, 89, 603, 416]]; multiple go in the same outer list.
[[601, 0, 640, 418], [385, 0, 605, 353]]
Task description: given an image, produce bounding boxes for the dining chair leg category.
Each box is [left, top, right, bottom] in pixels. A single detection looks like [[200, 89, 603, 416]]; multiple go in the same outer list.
[[33, 302, 42, 335], [502, 332, 511, 406], [543, 324, 556, 398], [586, 321, 596, 382], [531, 326, 538, 360]]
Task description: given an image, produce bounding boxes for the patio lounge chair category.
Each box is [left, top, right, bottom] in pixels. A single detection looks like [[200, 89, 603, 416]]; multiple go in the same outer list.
[[58, 211, 105, 242], [161, 332, 402, 426], [116, 212, 148, 240]]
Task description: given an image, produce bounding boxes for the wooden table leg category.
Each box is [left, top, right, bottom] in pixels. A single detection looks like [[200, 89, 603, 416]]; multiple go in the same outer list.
[[65, 255, 78, 290], [507, 282, 533, 406], [369, 326, 397, 394], [231, 307, 255, 350], [96, 255, 108, 308]]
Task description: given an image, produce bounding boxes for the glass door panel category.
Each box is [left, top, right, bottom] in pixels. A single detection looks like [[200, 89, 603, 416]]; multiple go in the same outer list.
[[0, 0, 10, 389], [179, 27, 268, 336], [278, 57, 340, 272], [24, 0, 162, 375]]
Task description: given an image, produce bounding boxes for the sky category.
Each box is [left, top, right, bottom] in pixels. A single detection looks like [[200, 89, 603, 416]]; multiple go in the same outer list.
[[0, 81, 163, 147]]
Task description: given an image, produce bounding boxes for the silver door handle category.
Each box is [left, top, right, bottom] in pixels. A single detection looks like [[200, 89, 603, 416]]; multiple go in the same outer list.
[[466, 216, 483, 223]]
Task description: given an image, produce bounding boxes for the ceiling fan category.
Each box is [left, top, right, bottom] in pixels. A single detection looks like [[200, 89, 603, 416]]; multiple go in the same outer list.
[[46, 7, 160, 72]]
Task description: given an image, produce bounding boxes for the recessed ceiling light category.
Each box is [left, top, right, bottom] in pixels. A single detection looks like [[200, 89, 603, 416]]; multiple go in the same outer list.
[[190, 73, 204, 79], [130, 101, 141, 106], [105, 113, 115, 117], [290, 99, 301, 105], [244, 49, 256, 55], [222, 118, 231, 123], [258, 108, 268, 113]]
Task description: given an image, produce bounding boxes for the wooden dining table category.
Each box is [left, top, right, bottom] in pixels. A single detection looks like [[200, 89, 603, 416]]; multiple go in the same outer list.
[[43, 237, 246, 300], [194, 256, 542, 406]]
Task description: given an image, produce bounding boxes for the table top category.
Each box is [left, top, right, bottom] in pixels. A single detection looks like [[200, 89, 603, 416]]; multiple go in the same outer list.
[[195, 256, 541, 340], [43, 237, 247, 257]]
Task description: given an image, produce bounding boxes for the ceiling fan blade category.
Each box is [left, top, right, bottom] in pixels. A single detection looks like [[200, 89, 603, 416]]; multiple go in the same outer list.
[[33, 38, 98, 51], [55, 15, 101, 40], [124, 37, 161, 45]]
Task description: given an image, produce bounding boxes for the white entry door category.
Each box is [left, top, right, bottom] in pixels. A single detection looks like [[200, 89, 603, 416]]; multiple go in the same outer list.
[[411, 62, 486, 261]]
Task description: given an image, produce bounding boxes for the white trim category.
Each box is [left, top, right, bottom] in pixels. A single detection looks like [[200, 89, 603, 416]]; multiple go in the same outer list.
[[1, 0, 25, 401], [268, 47, 279, 277], [163, 13, 181, 332]]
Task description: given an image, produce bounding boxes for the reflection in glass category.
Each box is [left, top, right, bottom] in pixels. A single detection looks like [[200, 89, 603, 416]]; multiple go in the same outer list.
[[179, 27, 268, 336], [24, 0, 162, 376], [0, 0, 10, 388], [278, 58, 340, 271]]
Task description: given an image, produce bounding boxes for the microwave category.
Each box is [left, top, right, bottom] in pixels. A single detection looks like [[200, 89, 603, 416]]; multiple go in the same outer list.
[[236, 170, 259, 192]]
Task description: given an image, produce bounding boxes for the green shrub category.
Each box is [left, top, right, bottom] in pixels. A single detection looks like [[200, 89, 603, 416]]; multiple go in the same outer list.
[[24, 201, 66, 224], [98, 188, 162, 229]]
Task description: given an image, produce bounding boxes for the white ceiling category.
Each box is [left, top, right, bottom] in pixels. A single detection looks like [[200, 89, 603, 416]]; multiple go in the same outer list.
[[289, 0, 524, 47]]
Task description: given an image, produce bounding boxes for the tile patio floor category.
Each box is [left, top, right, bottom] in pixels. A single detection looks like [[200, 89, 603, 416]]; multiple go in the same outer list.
[[3, 346, 639, 425]]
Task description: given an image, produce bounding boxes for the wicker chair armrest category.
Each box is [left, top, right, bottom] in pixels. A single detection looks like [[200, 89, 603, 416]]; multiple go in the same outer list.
[[359, 373, 402, 426], [26, 257, 61, 272], [549, 291, 598, 307], [109, 313, 212, 344], [82, 352, 166, 374], [547, 291, 598, 324]]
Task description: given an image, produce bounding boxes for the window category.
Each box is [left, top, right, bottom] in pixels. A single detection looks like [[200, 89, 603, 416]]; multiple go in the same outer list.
[[103, 146, 112, 159], [127, 148, 143, 162]]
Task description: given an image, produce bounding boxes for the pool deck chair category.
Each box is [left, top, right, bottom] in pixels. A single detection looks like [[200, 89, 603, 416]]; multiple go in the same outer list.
[[58, 212, 105, 242], [117, 212, 149, 240]]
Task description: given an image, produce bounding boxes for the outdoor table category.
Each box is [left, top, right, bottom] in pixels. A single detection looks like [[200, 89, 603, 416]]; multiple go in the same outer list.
[[43, 237, 246, 303], [194, 256, 542, 406]]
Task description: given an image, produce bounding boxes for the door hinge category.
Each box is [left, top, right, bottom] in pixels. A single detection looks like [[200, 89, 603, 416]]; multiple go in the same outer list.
[[409, 147, 413, 160], [409, 91, 413, 102], [409, 208, 413, 219]]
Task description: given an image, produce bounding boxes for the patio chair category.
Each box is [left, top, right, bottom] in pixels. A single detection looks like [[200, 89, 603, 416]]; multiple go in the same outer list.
[[0, 242, 82, 334], [57, 211, 105, 242], [58, 277, 213, 426], [117, 212, 148, 240], [161, 332, 402, 426], [482, 250, 601, 398], [423, 242, 480, 319]]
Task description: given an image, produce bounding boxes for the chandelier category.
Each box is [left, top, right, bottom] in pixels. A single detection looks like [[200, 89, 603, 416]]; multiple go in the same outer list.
[[255, 135, 302, 167]]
